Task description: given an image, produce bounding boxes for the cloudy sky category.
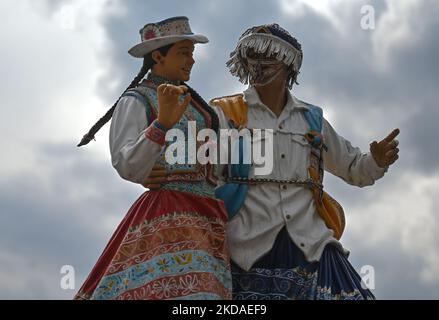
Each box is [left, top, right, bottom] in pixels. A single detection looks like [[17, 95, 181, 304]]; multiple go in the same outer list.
[[1, 0, 438, 299]]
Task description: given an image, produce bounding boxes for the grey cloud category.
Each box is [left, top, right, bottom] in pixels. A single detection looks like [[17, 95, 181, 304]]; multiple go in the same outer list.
[[287, 1, 439, 173], [0, 141, 144, 299], [348, 242, 439, 299], [29, 0, 74, 18]]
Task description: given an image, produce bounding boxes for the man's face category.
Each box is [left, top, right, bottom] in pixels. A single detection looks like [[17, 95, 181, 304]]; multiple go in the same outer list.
[[245, 50, 287, 87], [156, 40, 195, 82]]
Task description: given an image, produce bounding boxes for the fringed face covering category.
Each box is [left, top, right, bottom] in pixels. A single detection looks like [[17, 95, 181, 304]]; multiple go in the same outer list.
[[227, 24, 303, 89], [245, 57, 285, 86]]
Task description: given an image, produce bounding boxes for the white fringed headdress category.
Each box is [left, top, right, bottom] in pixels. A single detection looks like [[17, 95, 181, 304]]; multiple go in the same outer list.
[[226, 24, 303, 89]]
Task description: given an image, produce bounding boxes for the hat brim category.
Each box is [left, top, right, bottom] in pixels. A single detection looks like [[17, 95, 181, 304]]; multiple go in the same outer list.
[[128, 34, 209, 58]]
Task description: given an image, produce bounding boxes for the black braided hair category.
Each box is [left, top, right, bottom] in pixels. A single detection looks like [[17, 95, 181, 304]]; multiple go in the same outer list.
[[184, 85, 219, 133], [77, 45, 173, 147]]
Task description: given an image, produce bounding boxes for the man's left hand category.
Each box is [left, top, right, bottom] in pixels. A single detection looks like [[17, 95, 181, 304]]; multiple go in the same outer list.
[[370, 128, 400, 168]]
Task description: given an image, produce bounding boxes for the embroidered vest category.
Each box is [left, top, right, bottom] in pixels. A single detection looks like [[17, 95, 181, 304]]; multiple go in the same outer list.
[[123, 81, 218, 197]]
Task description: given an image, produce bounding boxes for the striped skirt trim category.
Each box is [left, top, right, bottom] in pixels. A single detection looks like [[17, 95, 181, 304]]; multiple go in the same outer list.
[[75, 189, 232, 300]]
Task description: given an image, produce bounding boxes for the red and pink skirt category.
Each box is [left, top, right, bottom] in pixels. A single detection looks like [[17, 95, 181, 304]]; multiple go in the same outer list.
[[74, 189, 232, 300]]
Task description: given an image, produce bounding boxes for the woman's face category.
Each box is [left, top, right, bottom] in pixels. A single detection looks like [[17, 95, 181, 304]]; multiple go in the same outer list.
[[153, 40, 195, 82]]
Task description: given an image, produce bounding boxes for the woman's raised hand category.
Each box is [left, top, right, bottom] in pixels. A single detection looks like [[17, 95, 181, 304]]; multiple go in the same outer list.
[[157, 84, 191, 130]]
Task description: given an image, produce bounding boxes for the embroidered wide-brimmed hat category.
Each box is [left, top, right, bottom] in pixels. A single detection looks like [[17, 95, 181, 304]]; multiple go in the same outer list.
[[128, 16, 209, 58], [227, 24, 303, 87]]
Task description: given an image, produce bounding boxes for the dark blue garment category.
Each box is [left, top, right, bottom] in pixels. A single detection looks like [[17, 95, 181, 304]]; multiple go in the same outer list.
[[231, 228, 375, 300]]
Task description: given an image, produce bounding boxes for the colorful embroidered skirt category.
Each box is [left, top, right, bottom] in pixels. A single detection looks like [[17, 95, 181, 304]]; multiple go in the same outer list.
[[75, 189, 232, 300], [232, 227, 375, 300]]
